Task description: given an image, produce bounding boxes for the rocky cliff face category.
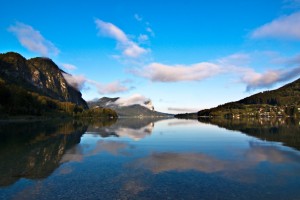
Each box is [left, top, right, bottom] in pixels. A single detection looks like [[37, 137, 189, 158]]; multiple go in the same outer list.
[[0, 52, 88, 108]]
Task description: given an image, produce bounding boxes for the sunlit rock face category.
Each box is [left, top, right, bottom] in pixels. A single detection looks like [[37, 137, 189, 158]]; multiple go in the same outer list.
[[0, 52, 88, 108]]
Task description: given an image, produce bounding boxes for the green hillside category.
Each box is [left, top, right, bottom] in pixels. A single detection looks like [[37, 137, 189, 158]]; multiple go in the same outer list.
[[197, 78, 300, 118], [176, 78, 300, 119]]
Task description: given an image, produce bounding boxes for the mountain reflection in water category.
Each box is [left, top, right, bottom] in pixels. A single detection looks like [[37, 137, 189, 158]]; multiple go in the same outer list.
[[1, 117, 300, 200], [0, 119, 107, 186], [0, 117, 160, 187], [86, 117, 161, 140], [198, 117, 300, 150]]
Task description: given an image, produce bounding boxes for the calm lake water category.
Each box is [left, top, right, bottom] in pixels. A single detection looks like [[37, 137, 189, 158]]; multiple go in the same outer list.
[[1, 118, 300, 200]]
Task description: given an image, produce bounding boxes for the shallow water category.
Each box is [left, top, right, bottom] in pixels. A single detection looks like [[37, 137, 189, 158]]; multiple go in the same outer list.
[[1, 118, 300, 200]]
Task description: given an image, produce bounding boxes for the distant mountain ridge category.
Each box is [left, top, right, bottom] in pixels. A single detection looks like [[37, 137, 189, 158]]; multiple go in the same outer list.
[[88, 97, 168, 117], [0, 52, 87, 108], [176, 78, 300, 118]]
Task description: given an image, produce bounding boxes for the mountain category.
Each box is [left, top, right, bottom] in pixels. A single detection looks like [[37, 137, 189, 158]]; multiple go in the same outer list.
[[176, 78, 300, 118], [88, 97, 169, 117], [0, 52, 119, 118], [0, 52, 87, 108]]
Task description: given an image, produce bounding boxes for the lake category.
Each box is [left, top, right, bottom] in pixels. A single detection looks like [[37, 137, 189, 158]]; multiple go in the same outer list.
[[1, 117, 300, 200]]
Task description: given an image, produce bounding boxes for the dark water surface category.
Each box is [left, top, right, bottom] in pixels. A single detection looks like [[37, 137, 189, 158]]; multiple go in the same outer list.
[[1, 118, 300, 200]]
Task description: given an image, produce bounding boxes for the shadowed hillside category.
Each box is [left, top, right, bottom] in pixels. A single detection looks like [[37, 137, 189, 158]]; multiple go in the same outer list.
[[0, 52, 117, 118]]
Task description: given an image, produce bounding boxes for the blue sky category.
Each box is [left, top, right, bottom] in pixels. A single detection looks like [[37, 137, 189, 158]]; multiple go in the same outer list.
[[1, 0, 300, 113]]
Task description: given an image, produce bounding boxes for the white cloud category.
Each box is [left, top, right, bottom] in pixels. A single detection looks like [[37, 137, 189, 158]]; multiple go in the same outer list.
[[62, 63, 77, 71], [63, 73, 129, 94], [62, 73, 87, 91], [8, 22, 59, 56], [89, 80, 129, 94], [239, 66, 300, 91], [95, 19, 127, 42], [219, 53, 300, 91], [251, 12, 300, 40], [132, 62, 222, 82], [95, 19, 148, 58], [114, 94, 151, 107], [122, 41, 147, 58], [131, 52, 300, 91]]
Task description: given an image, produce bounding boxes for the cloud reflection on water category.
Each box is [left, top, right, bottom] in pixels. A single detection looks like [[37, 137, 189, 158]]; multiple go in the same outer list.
[[87, 118, 159, 141], [113, 123, 153, 141], [61, 139, 130, 163], [130, 142, 300, 182]]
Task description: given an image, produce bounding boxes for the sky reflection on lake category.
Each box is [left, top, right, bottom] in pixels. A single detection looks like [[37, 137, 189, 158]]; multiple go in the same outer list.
[[1, 118, 300, 200]]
